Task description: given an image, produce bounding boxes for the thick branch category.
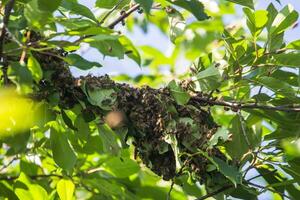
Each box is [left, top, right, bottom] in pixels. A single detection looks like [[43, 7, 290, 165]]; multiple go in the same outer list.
[[192, 96, 300, 112], [0, 0, 15, 84]]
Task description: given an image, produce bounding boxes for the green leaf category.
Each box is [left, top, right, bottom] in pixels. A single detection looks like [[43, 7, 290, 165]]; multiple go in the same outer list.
[[212, 157, 242, 186], [119, 36, 141, 66], [84, 86, 117, 110], [61, 0, 98, 22], [38, 0, 62, 12], [256, 76, 296, 100], [167, 8, 186, 43], [65, 54, 102, 70], [287, 39, 300, 50], [24, 0, 52, 29], [98, 124, 122, 156], [103, 157, 140, 178], [27, 55, 43, 82], [50, 124, 77, 171], [224, 116, 250, 159], [95, 0, 130, 9], [135, 0, 153, 13], [273, 52, 300, 67], [167, 0, 209, 21], [226, 0, 254, 9], [90, 40, 125, 59], [270, 4, 299, 35], [56, 179, 75, 200], [168, 80, 190, 105], [243, 8, 268, 36], [195, 66, 221, 91]]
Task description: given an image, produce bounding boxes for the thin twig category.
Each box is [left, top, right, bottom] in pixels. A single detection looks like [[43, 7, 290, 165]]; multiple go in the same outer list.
[[167, 179, 175, 200], [0, 173, 63, 181], [191, 96, 300, 112], [247, 181, 292, 199], [195, 185, 233, 200]]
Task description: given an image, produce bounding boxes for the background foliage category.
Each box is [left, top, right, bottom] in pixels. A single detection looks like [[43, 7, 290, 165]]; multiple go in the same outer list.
[[0, 0, 300, 199]]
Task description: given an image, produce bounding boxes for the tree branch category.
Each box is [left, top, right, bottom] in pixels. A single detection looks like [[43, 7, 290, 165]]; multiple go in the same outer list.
[[195, 185, 233, 200], [108, 3, 140, 29], [0, 173, 63, 181], [192, 96, 300, 112], [0, 0, 15, 84]]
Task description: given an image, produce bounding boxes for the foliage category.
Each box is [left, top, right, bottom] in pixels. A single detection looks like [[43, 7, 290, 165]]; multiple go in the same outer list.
[[0, 0, 300, 199]]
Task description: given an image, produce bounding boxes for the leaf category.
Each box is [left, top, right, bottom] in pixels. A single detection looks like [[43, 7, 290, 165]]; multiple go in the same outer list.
[[37, 0, 61, 12], [135, 0, 153, 13], [57, 179, 75, 200], [95, 0, 130, 9], [256, 76, 296, 100], [85, 87, 117, 110], [167, 8, 186, 43], [98, 124, 121, 156], [50, 124, 77, 171], [119, 36, 141, 66], [273, 52, 300, 67], [65, 54, 102, 70], [27, 55, 43, 82], [103, 157, 140, 178], [61, 110, 77, 131], [90, 40, 125, 59], [168, 80, 190, 105], [24, 0, 53, 29], [270, 4, 299, 35], [167, 0, 209, 21], [224, 116, 250, 160], [195, 66, 221, 91], [226, 0, 254, 9], [212, 157, 242, 186], [61, 0, 98, 22], [243, 8, 268, 36], [287, 39, 300, 50]]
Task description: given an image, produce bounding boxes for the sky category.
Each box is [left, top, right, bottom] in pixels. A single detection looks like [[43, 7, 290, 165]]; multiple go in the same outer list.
[[72, 0, 300, 78]]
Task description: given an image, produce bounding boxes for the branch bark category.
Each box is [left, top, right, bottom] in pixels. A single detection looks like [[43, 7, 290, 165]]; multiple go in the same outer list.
[[0, 0, 15, 84], [192, 96, 300, 112], [108, 3, 140, 29]]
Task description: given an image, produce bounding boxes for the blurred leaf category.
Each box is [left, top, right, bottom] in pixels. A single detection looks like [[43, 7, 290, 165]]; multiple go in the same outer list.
[[167, 8, 186, 43], [135, 0, 153, 13], [119, 36, 141, 66], [65, 54, 102, 70], [57, 179, 75, 200], [273, 52, 300, 67], [27, 55, 43, 82], [270, 4, 299, 35], [98, 124, 122, 156], [212, 157, 242, 186], [50, 124, 77, 171], [167, 0, 209, 21], [226, 0, 254, 9], [61, 0, 98, 22], [24, 0, 53, 29], [103, 157, 140, 178], [38, 0, 62, 12], [95, 0, 130, 9], [168, 80, 190, 105], [287, 39, 300, 50], [243, 8, 268, 36]]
